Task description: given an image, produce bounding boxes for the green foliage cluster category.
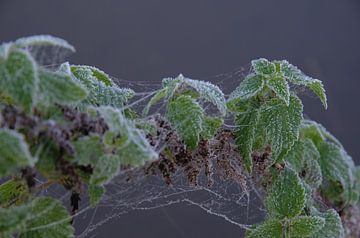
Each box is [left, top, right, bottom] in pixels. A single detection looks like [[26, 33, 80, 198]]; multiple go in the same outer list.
[[0, 36, 358, 238]]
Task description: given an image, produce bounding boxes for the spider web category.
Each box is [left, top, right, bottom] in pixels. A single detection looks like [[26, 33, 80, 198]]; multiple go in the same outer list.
[[25, 45, 315, 237], [67, 66, 271, 238]]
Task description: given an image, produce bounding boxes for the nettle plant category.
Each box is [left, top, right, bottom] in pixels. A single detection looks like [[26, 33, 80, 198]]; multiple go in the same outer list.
[[0, 35, 359, 238]]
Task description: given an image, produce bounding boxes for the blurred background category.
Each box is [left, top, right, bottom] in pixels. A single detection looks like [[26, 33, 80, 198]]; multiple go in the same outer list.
[[1, 0, 359, 237]]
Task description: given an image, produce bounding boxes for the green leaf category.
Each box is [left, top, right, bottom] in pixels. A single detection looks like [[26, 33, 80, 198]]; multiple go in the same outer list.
[[73, 135, 104, 166], [0, 205, 28, 236], [308, 80, 327, 109], [36, 143, 62, 181], [286, 138, 320, 174], [0, 43, 10, 60], [142, 88, 167, 116], [286, 140, 305, 172], [252, 58, 276, 75], [0, 48, 37, 112], [166, 95, 204, 150], [19, 197, 74, 238], [37, 69, 88, 106], [235, 109, 260, 173], [0, 179, 29, 208], [302, 155, 323, 190], [310, 209, 345, 238], [287, 216, 325, 238], [71, 65, 134, 108], [97, 106, 158, 166], [88, 185, 105, 207], [182, 76, 227, 116], [14, 35, 75, 53], [0, 129, 35, 177], [267, 76, 290, 105], [301, 120, 342, 148], [200, 116, 223, 140], [303, 138, 321, 161], [280, 61, 327, 109], [90, 154, 120, 185], [245, 219, 282, 238], [80, 65, 113, 86], [266, 168, 305, 219], [317, 141, 353, 203], [162, 74, 227, 116], [260, 95, 303, 162], [228, 74, 265, 103]]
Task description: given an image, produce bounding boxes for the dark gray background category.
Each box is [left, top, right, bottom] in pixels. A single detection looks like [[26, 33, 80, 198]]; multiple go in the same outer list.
[[1, 0, 359, 237]]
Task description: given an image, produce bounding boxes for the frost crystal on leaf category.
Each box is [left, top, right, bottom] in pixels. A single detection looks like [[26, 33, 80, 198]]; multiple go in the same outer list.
[[246, 219, 282, 238], [19, 197, 74, 238], [310, 209, 345, 238], [97, 106, 158, 166], [235, 109, 260, 173], [0, 129, 35, 177], [280, 60, 327, 109], [228, 74, 265, 102], [0, 48, 37, 113], [266, 168, 305, 219], [287, 216, 325, 238], [14, 35, 75, 53], [260, 95, 303, 162], [251, 58, 276, 75], [166, 95, 204, 150], [266, 76, 290, 105]]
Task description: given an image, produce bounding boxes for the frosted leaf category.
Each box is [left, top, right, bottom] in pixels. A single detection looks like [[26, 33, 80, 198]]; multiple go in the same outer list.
[[303, 138, 321, 160], [301, 120, 343, 148], [0, 204, 29, 236], [10, 35, 75, 66], [286, 140, 305, 172], [0, 48, 37, 113], [317, 141, 353, 203], [308, 80, 327, 109], [245, 219, 282, 238], [300, 121, 325, 147], [182, 76, 227, 116], [71, 65, 134, 108], [0, 129, 35, 178], [166, 95, 204, 150], [280, 60, 327, 109], [235, 109, 260, 173], [310, 209, 345, 238], [97, 106, 158, 166], [266, 76, 290, 105], [286, 138, 320, 176], [73, 135, 104, 166], [88, 185, 105, 208], [251, 58, 276, 75], [0, 43, 11, 60], [142, 88, 167, 116], [288, 216, 325, 238], [162, 74, 227, 116], [13, 35, 75, 66], [14, 35, 75, 52], [19, 197, 74, 238], [0, 179, 28, 208], [260, 95, 303, 162], [200, 116, 223, 140], [37, 69, 88, 106], [228, 74, 265, 102], [90, 154, 120, 185], [82, 66, 112, 86], [266, 168, 305, 219], [302, 155, 322, 190]]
